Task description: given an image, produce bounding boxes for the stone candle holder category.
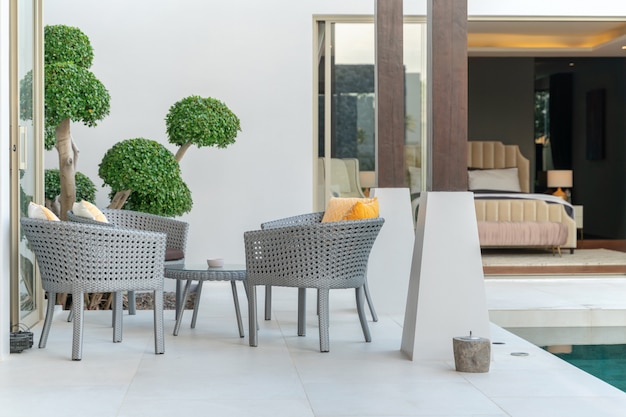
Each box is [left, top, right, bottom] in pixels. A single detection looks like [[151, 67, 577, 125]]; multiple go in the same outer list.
[[452, 331, 490, 373]]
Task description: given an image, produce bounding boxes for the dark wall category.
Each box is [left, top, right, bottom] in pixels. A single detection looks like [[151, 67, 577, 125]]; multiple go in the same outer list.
[[469, 57, 626, 239], [468, 58, 536, 187], [567, 58, 626, 238]]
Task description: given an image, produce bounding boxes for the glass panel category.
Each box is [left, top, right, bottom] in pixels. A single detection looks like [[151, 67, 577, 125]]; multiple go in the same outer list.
[[317, 22, 375, 210], [404, 22, 427, 197], [316, 19, 427, 211], [13, 0, 40, 326]]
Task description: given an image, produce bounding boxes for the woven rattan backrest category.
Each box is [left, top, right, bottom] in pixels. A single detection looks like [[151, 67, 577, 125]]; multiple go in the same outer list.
[[245, 216, 384, 289], [101, 209, 188, 253], [21, 217, 166, 294]]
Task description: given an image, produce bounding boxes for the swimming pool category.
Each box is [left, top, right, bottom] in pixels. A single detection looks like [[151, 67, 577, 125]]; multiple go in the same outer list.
[[506, 326, 626, 392]]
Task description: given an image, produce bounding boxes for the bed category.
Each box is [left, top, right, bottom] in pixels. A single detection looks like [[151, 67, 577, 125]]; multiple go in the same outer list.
[[467, 141, 576, 254], [406, 140, 576, 254]]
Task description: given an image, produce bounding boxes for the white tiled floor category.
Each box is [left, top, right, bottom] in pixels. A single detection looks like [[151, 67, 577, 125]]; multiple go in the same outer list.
[[2, 280, 626, 417]]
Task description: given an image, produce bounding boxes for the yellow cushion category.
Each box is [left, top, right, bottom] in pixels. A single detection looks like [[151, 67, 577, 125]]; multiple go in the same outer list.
[[321, 197, 377, 223], [27, 202, 60, 221], [342, 197, 379, 220], [72, 200, 108, 223]]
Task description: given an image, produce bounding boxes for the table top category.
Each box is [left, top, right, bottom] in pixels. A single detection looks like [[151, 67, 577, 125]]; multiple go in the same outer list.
[[164, 263, 246, 281]]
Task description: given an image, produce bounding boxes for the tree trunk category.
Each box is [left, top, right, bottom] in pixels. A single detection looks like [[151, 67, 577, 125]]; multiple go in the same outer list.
[[55, 118, 77, 221], [108, 190, 131, 209], [174, 141, 192, 162]]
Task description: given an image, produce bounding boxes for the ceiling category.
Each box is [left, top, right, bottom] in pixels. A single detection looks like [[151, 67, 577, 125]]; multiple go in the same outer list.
[[467, 19, 626, 57]]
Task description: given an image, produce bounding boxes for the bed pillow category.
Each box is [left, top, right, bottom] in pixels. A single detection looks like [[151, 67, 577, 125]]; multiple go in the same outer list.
[[28, 202, 60, 221], [468, 168, 521, 192], [72, 200, 108, 223]]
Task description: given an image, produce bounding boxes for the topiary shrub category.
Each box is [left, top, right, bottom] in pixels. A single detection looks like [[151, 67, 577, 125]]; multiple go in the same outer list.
[[45, 169, 96, 203], [165, 95, 241, 161], [98, 138, 192, 216]]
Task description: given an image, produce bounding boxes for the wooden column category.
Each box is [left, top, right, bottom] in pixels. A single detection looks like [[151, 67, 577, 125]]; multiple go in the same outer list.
[[428, 0, 468, 191], [375, 0, 404, 187]]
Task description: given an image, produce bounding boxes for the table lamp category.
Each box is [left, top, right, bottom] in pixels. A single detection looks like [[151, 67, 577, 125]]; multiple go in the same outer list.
[[359, 171, 376, 197], [547, 170, 573, 200]]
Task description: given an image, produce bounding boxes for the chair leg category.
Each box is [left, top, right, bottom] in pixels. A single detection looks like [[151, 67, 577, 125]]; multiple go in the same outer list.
[[297, 288, 306, 336], [241, 281, 259, 330], [39, 291, 56, 348], [231, 281, 245, 338], [318, 288, 330, 352], [264, 285, 272, 320], [128, 290, 136, 315], [355, 286, 371, 342], [362, 279, 378, 322], [153, 289, 165, 354], [71, 291, 85, 361], [248, 284, 258, 347], [113, 292, 123, 343]]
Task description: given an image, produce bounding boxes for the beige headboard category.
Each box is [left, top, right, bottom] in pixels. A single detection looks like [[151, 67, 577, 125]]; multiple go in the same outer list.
[[467, 141, 530, 193]]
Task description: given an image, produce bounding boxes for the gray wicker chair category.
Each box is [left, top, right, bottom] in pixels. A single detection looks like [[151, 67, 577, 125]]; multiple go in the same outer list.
[[67, 208, 189, 316], [260, 212, 380, 322], [21, 217, 167, 360], [244, 214, 384, 352]]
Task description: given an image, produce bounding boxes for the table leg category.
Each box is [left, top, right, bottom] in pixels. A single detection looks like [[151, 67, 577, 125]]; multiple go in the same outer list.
[[175, 279, 183, 320], [231, 281, 244, 337], [173, 279, 193, 336], [190, 280, 204, 329]]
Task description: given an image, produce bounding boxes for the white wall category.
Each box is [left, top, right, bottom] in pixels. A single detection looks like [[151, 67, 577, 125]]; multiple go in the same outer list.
[[43, 0, 387, 266]]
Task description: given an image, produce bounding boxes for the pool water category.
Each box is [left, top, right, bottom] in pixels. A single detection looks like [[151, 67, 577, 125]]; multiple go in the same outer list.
[[544, 344, 626, 392], [506, 327, 626, 393]]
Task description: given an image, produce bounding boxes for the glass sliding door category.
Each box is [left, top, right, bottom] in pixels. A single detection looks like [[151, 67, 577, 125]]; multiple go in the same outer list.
[[10, 0, 44, 331], [316, 21, 376, 211], [314, 18, 427, 211]]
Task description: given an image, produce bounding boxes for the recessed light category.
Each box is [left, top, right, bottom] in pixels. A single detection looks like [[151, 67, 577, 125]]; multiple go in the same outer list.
[[622, 45, 626, 50], [569, 62, 575, 67]]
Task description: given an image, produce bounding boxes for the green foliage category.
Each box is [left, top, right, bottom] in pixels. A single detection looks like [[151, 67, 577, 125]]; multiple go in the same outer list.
[[165, 95, 241, 149], [18, 70, 33, 122], [44, 25, 93, 68], [19, 170, 33, 217], [99, 138, 192, 216], [45, 169, 96, 202], [122, 179, 192, 216], [19, 25, 111, 148], [44, 62, 110, 146]]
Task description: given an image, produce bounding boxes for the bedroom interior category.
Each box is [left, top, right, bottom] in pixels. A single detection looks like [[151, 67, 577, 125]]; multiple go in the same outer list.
[[460, 19, 626, 277], [468, 56, 626, 244]]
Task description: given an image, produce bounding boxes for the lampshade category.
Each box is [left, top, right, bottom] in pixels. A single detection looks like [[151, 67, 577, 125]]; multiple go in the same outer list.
[[359, 171, 376, 188], [547, 170, 573, 188]]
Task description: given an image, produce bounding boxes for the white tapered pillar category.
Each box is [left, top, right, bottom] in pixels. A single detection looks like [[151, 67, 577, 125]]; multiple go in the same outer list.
[[401, 191, 490, 361]]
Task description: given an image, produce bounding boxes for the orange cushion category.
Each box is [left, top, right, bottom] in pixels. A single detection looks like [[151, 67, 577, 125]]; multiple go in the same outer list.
[[72, 200, 108, 223], [321, 197, 378, 223], [342, 198, 379, 220], [27, 202, 60, 221]]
